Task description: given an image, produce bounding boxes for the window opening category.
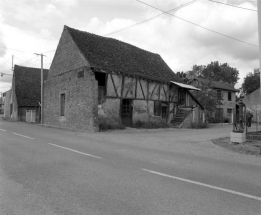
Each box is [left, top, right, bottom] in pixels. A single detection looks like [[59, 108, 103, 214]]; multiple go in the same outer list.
[[95, 72, 106, 104], [60, 93, 66, 116]]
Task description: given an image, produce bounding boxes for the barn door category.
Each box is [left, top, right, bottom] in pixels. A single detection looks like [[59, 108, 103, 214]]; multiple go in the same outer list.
[[121, 99, 133, 127]]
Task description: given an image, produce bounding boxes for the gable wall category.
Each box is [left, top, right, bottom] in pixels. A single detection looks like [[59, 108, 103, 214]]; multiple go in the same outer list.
[[48, 27, 89, 78]]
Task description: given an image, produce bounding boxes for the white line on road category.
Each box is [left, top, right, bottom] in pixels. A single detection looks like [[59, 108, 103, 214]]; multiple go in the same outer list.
[[48, 143, 102, 159], [142, 169, 261, 202], [13, 133, 35, 139], [0, 129, 6, 131]]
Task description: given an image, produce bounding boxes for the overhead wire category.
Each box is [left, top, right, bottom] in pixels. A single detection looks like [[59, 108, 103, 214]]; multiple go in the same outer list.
[[0, 58, 12, 68], [209, 0, 257, 12], [104, 0, 199, 36], [136, 0, 259, 48]]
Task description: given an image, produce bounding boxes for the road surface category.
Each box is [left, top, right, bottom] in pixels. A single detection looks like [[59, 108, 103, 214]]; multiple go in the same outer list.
[[0, 119, 260, 215]]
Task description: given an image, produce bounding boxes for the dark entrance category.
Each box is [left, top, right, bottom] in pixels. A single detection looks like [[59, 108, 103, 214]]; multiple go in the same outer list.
[[121, 99, 133, 127], [178, 88, 186, 106]]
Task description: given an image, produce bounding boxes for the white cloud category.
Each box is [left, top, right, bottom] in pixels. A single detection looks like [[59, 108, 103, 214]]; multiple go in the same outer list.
[[0, 0, 259, 92]]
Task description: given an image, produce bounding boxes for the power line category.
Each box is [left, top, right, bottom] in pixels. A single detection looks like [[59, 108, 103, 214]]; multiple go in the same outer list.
[[43, 49, 56, 53], [104, 0, 199, 36], [209, 0, 257, 12], [136, 0, 259, 48], [0, 58, 12, 68], [0, 46, 34, 53]]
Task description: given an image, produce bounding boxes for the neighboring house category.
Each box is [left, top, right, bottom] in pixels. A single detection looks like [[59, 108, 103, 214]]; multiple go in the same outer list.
[[44, 25, 204, 131], [4, 65, 48, 122], [3, 90, 11, 118], [188, 77, 238, 123], [243, 88, 261, 122], [0, 96, 4, 114]]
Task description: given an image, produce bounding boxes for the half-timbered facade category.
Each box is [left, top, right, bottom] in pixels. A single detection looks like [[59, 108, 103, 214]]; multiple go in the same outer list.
[[44, 26, 203, 131]]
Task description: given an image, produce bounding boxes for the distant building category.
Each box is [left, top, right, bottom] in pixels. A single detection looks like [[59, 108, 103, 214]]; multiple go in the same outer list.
[[4, 65, 48, 122], [243, 88, 261, 122], [0, 96, 4, 114], [188, 77, 239, 123]]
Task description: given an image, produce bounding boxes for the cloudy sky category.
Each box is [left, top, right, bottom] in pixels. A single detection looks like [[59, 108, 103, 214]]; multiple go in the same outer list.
[[0, 0, 258, 93]]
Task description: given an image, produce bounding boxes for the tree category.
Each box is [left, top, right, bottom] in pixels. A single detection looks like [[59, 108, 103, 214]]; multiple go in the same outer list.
[[191, 79, 222, 112], [187, 61, 239, 86], [176, 71, 189, 83], [241, 69, 260, 95]]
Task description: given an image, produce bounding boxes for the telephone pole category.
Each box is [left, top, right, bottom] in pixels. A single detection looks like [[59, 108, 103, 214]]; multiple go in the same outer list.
[[257, 1, 261, 94], [34, 53, 45, 124]]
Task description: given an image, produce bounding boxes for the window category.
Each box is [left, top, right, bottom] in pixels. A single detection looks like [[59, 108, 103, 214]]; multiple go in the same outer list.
[[217, 90, 222, 100], [60, 93, 66, 116], [227, 108, 232, 114], [228, 92, 232, 101]]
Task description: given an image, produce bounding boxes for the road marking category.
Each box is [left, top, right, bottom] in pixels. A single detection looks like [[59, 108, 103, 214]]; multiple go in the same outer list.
[[0, 129, 6, 131], [13, 133, 35, 139], [47, 143, 102, 159], [142, 169, 261, 202]]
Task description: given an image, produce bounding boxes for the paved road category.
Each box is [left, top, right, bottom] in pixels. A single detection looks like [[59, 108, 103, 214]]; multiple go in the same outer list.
[[0, 120, 260, 215]]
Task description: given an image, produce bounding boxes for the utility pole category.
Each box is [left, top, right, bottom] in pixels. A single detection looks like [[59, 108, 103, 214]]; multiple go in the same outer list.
[[257, 1, 261, 95], [34, 53, 45, 124], [12, 55, 14, 71]]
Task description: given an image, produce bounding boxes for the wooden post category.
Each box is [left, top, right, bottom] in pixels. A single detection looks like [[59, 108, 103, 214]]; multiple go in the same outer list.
[[257, 1, 261, 96]]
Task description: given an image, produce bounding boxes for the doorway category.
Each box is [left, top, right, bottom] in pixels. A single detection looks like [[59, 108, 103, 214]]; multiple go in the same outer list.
[[121, 99, 133, 127]]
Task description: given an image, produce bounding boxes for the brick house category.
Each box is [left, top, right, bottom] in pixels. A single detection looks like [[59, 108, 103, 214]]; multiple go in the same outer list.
[[188, 77, 238, 123], [44, 26, 204, 131], [4, 65, 48, 122]]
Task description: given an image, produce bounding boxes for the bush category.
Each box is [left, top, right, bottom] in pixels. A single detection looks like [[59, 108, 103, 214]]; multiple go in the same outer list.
[[224, 118, 229, 123], [133, 120, 170, 129], [191, 121, 208, 129], [99, 120, 125, 131]]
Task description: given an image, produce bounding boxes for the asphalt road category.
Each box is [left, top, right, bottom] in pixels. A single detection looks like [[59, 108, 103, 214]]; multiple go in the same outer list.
[[0, 119, 260, 215]]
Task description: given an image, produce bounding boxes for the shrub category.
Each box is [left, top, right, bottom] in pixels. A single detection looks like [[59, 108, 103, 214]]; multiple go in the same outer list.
[[99, 120, 125, 131], [133, 120, 170, 129], [224, 118, 229, 123], [191, 121, 208, 129]]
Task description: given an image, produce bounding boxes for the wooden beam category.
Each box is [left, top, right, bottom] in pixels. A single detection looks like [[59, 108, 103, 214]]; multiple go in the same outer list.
[[150, 83, 158, 100], [124, 77, 134, 98], [135, 77, 137, 99], [110, 73, 119, 97], [139, 78, 145, 100]]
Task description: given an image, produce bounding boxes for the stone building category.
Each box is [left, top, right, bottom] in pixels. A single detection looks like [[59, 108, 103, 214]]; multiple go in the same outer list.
[[243, 88, 261, 122], [44, 25, 203, 131], [4, 65, 48, 122]]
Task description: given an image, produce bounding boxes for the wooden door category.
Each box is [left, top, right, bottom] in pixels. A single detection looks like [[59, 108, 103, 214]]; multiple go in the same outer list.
[[121, 99, 133, 127]]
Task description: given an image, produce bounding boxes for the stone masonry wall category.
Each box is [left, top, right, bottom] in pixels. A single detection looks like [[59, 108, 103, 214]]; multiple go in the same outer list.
[[48, 26, 89, 78], [44, 67, 98, 132]]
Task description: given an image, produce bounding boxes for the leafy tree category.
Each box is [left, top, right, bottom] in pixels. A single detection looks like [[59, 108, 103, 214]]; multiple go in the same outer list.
[[187, 61, 239, 86], [241, 69, 260, 95], [191, 79, 222, 112], [176, 71, 189, 83]]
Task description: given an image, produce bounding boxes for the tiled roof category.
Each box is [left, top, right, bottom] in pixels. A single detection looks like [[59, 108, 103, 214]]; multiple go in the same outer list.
[[14, 65, 49, 106], [192, 77, 239, 92], [65, 26, 181, 83]]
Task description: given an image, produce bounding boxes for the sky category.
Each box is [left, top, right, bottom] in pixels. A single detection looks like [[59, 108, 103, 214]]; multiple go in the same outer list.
[[0, 0, 259, 93]]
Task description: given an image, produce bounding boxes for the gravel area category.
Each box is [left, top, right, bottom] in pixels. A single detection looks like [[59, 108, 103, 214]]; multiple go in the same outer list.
[[213, 137, 261, 157]]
